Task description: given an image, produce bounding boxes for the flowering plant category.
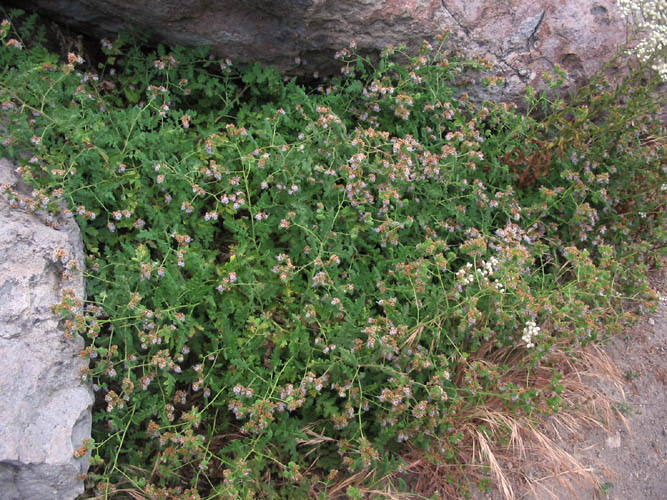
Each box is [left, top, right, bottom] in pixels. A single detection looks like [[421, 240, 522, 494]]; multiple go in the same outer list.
[[0, 8, 664, 499], [618, 0, 667, 80]]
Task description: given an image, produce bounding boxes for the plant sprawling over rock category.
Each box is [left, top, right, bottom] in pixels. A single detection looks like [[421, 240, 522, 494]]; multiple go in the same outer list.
[[0, 10, 664, 499]]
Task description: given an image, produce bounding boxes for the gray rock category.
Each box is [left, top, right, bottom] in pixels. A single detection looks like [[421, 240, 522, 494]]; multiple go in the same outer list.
[[0, 158, 93, 500], [13, 0, 628, 103]]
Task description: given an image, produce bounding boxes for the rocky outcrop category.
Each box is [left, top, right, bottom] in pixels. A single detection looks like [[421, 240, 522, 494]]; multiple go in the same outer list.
[[0, 158, 93, 500], [14, 0, 628, 103]]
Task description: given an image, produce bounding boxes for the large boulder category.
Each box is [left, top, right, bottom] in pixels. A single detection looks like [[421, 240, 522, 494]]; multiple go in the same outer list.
[[13, 0, 627, 102], [0, 158, 93, 500]]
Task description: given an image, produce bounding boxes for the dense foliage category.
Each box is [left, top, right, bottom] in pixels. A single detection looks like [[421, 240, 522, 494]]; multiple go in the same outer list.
[[0, 10, 664, 500]]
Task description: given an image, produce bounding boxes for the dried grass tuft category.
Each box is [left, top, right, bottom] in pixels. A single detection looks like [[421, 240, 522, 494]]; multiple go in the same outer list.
[[360, 338, 632, 500]]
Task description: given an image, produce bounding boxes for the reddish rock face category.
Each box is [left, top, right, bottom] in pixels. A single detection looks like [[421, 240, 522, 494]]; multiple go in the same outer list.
[[13, 0, 628, 101]]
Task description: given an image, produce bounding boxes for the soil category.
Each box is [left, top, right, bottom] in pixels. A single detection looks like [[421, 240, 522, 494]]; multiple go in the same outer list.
[[471, 273, 667, 500]]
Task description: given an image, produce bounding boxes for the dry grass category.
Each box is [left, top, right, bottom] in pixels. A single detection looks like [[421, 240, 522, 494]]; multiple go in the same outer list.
[[319, 339, 630, 500]]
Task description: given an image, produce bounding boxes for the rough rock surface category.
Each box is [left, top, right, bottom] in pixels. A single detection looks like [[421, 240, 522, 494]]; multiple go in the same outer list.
[[0, 158, 93, 500], [15, 0, 628, 103]]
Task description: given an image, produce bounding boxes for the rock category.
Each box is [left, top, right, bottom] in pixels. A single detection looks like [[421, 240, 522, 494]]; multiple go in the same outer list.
[[13, 0, 628, 104], [0, 158, 93, 500], [606, 431, 622, 449]]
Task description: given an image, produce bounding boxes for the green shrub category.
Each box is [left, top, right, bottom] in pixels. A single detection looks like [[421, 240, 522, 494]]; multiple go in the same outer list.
[[0, 9, 664, 499]]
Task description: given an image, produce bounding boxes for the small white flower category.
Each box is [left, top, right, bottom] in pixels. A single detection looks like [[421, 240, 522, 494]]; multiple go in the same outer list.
[[618, 0, 667, 81], [521, 320, 540, 348]]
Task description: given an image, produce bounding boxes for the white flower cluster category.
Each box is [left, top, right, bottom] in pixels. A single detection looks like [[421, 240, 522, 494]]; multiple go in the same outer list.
[[477, 256, 499, 277], [617, 0, 667, 80], [455, 256, 504, 293], [456, 262, 475, 285], [521, 320, 541, 348]]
